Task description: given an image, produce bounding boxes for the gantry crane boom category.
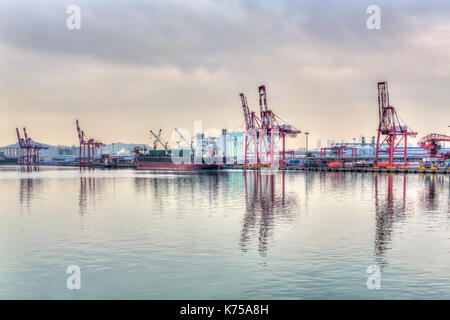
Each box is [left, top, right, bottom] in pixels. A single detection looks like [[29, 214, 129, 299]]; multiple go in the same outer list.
[[174, 128, 193, 152], [23, 127, 30, 147], [418, 133, 450, 158], [150, 129, 168, 152], [76, 119, 85, 143], [15, 127, 47, 167], [240, 85, 300, 166], [240, 93, 251, 130], [375, 82, 417, 167], [16, 128, 24, 148], [75, 119, 103, 166]]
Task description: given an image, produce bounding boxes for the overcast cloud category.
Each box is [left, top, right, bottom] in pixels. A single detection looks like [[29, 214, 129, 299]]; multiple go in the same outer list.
[[1, 0, 450, 147]]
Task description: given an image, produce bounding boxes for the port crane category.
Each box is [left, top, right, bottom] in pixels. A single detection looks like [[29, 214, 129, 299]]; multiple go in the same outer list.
[[240, 93, 260, 131], [418, 133, 450, 160], [75, 119, 104, 167], [240, 85, 300, 167], [150, 129, 169, 153], [320, 145, 357, 159], [240, 92, 261, 165], [16, 127, 48, 167], [375, 82, 417, 168], [174, 128, 194, 154], [16, 128, 26, 165], [130, 146, 147, 155]]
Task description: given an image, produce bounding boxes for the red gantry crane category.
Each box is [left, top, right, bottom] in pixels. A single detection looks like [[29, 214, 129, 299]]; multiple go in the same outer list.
[[16, 128, 26, 165], [16, 127, 48, 167], [320, 145, 357, 159], [240, 85, 300, 167], [418, 133, 450, 160], [76, 119, 104, 167], [375, 82, 417, 168], [240, 92, 261, 165]]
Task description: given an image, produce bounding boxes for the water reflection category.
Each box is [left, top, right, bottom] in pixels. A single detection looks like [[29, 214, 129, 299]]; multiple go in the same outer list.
[[374, 174, 407, 267], [419, 175, 446, 212], [79, 177, 94, 217], [6, 167, 450, 299], [240, 170, 297, 257], [78, 175, 106, 220], [319, 171, 346, 191], [134, 176, 169, 210], [72, 169, 450, 267], [133, 172, 224, 212], [19, 178, 43, 209], [18, 165, 40, 173]]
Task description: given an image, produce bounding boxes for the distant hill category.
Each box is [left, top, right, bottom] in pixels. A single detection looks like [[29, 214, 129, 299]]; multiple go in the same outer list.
[[1, 142, 152, 156], [2, 142, 58, 156], [4, 142, 54, 149]]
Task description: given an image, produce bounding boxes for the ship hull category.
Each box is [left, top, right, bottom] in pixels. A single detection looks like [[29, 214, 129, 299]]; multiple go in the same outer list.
[[135, 152, 227, 171], [136, 159, 222, 171], [136, 162, 221, 170]]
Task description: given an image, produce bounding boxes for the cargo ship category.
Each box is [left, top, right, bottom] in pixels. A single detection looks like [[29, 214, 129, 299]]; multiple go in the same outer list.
[[134, 149, 223, 171]]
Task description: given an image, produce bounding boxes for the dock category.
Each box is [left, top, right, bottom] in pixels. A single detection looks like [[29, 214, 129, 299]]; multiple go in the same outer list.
[[238, 165, 450, 174]]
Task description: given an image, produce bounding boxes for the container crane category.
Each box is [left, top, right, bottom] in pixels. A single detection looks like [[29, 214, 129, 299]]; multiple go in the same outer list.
[[240, 93, 261, 165], [16, 128, 26, 165], [75, 119, 104, 167], [259, 85, 276, 130], [15, 127, 48, 167], [240, 93, 260, 130], [240, 85, 300, 167], [374, 82, 417, 168], [22, 127, 33, 165], [418, 133, 450, 160], [320, 145, 357, 159], [240, 93, 251, 131]]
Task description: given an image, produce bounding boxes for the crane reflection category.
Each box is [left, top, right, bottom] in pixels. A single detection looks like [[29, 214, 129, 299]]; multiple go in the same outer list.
[[419, 175, 446, 212], [79, 173, 102, 219], [374, 173, 407, 267], [19, 178, 43, 210], [240, 170, 297, 257]]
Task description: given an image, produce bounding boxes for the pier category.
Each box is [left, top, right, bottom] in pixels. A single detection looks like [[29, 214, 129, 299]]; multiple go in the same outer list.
[[237, 165, 450, 174]]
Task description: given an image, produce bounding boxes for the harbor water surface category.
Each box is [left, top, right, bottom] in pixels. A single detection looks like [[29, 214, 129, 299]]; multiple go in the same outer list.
[[0, 166, 449, 299]]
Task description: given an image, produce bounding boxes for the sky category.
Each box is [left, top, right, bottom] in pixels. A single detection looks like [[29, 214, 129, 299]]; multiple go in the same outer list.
[[1, 0, 450, 148]]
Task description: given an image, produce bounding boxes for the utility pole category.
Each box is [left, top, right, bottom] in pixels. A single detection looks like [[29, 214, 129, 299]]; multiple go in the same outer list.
[[305, 132, 310, 156]]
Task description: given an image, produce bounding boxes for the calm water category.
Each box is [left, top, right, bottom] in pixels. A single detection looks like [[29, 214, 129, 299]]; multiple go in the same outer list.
[[0, 165, 449, 299]]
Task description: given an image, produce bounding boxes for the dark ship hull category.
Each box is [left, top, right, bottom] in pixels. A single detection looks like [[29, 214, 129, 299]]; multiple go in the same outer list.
[[135, 155, 223, 171]]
